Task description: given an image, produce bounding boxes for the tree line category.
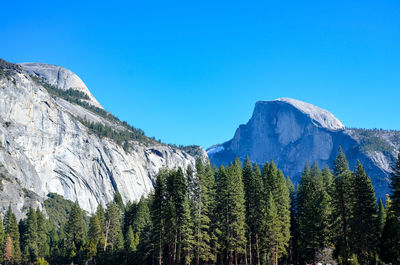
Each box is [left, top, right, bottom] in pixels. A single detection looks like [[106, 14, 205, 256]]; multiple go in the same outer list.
[[0, 147, 400, 265]]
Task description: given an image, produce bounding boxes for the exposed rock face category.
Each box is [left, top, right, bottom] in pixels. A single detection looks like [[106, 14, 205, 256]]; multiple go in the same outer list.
[[20, 63, 103, 109], [0, 61, 207, 215], [208, 98, 399, 199]]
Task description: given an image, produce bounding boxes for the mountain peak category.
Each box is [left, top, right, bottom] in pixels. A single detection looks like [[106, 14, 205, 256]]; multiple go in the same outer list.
[[255, 98, 345, 131], [18, 62, 103, 109]]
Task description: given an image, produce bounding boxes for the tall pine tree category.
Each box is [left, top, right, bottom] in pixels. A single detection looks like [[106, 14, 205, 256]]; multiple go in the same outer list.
[[4, 206, 21, 263], [262, 161, 291, 262], [22, 207, 39, 262], [151, 169, 168, 265], [242, 157, 264, 265], [390, 153, 400, 214], [297, 163, 327, 263], [351, 161, 378, 264], [264, 192, 282, 265], [65, 202, 85, 263], [216, 159, 246, 265], [331, 147, 354, 264], [192, 159, 215, 265]]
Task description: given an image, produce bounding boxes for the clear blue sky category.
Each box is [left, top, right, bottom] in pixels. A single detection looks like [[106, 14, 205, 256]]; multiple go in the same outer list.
[[1, 0, 399, 148]]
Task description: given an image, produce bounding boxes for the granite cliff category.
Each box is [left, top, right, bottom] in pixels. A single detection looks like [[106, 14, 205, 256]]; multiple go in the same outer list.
[[208, 98, 400, 199], [0, 59, 207, 217]]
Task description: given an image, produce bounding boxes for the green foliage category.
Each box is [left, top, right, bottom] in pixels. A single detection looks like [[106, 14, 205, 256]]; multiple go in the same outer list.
[[350, 128, 395, 154], [44, 193, 76, 229], [191, 159, 217, 265], [377, 199, 386, 235], [242, 157, 265, 265], [216, 158, 247, 264], [34, 257, 49, 265], [297, 163, 332, 264], [331, 147, 354, 264], [176, 145, 204, 157], [351, 161, 378, 264], [86, 214, 102, 261], [4, 205, 22, 262], [0, 58, 22, 79], [1, 152, 399, 265], [378, 153, 400, 264], [30, 74, 153, 146], [65, 202, 85, 263], [379, 201, 400, 264], [262, 160, 291, 261], [390, 153, 400, 213], [105, 201, 124, 251], [31, 74, 90, 101], [264, 192, 282, 265], [21, 207, 39, 262], [125, 225, 137, 252], [78, 118, 151, 148], [0, 215, 5, 262], [360, 136, 393, 153]]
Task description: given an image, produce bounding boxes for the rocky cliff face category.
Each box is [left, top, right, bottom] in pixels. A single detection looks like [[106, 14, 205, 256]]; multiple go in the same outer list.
[[208, 98, 399, 199], [0, 60, 207, 216]]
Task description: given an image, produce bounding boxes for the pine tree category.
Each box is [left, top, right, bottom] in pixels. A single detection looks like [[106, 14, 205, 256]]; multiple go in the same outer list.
[[167, 167, 193, 265], [264, 192, 282, 265], [390, 153, 400, 214], [4, 206, 21, 262], [252, 162, 265, 265], [96, 204, 106, 233], [113, 191, 125, 214], [88, 215, 101, 242], [351, 161, 378, 264], [181, 194, 194, 265], [65, 202, 85, 263], [105, 201, 123, 251], [192, 159, 217, 265], [86, 214, 101, 260], [135, 198, 153, 265], [0, 214, 5, 262], [377, 199, 385, 235], [133, 196, 151, 238], [151, 169, 168, 265], [124, 201, 135, 233], [23, 207, 39, 262], [34, 257, 50, 265], [262, 161, 291, 261], [379, 153, 400, 264], [379, 197, 400, 264], [36, 208, 50, 258], [192, 159, 206, 265], [243, 157, 264, 265], [216, 158, 246, 265], [331, 147, 354, 264], [287, 175, 299, 265], [125, 225, 137, 254], [206, 162, 220, 265], [3, 236, 12, 265], [297, 164, 318, 263], [243, 156, 254, 265]]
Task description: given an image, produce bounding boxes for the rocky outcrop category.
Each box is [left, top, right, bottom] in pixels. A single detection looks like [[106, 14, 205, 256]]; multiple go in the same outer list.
[[0, 60, 207, 215], [208, 98, 399, 199], [20, 63, 103, 109]]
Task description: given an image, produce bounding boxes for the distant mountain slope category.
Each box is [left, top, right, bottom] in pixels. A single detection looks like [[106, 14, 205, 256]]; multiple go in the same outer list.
[[208, 98, 399, 199], [0, 59, 207, 216]]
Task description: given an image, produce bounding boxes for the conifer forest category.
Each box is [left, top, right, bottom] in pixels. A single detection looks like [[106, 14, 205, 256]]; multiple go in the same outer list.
[[1, 148, 400, 265]]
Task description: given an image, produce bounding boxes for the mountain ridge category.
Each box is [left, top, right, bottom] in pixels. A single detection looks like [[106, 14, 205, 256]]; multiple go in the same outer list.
[[208, 98, 399, 199], [0, 59, 207, 218]]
